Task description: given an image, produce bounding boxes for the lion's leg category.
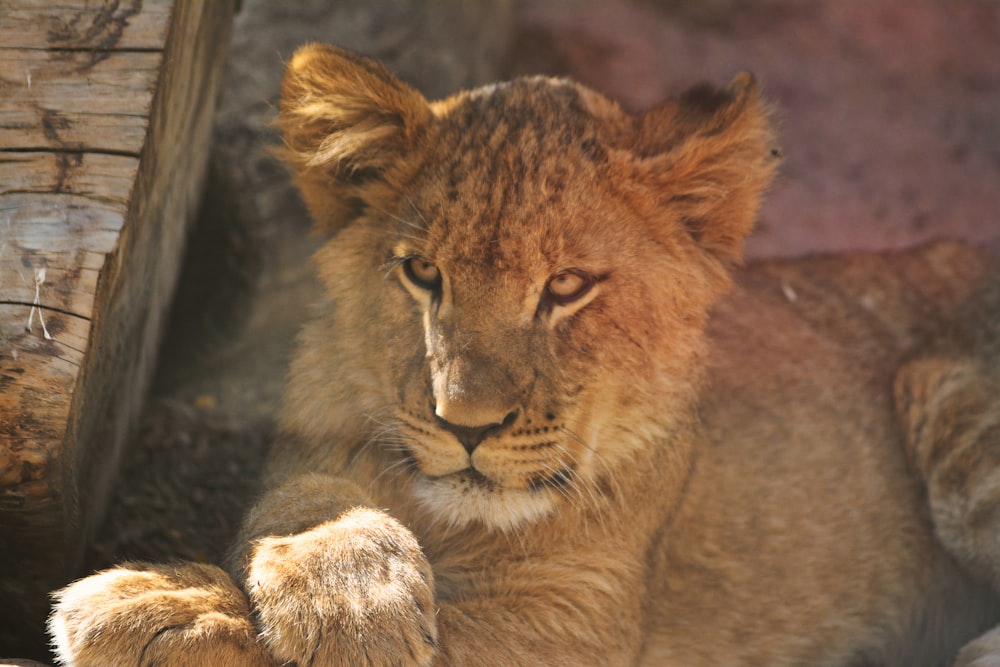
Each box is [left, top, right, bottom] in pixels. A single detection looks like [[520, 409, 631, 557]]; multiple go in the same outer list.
[[894, 356, 1000, 586], [894, 356, 1000, 666], [234, 473, 645, 666], [49, 561, 277, 667], [954, 625, 1000, 667], [228, 473, 439, 667]]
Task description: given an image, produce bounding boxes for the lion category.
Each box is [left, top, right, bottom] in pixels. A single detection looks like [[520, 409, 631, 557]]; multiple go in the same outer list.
[[49, 44, 1000, 666]]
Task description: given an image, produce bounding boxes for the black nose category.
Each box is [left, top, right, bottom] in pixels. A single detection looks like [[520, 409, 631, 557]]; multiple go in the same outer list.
[[436, 410, 519, 455]]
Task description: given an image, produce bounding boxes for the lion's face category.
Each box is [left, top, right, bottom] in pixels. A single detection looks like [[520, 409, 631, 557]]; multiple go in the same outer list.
[[279, 45, 776, 531]]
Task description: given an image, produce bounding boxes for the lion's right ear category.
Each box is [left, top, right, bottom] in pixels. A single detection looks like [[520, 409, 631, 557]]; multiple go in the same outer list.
[[279, 44, 432, 232], [628, 74, 778, 266]]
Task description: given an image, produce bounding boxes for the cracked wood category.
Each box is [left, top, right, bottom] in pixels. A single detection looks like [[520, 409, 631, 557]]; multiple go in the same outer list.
[[0, 0, 239, 655]]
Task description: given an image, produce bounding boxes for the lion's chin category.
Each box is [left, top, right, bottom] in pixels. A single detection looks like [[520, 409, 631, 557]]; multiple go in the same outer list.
[[411, 473, 557, 533]]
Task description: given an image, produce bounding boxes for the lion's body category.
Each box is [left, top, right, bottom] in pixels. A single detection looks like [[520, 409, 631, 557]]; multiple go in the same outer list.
[[648, 249, 1000, 666], [50, 45, 1000, 667]]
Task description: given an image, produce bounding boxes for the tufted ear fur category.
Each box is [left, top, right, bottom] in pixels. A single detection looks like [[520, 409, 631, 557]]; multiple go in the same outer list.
[[628, 73, 779, 264], [278, 43, 432, 232]]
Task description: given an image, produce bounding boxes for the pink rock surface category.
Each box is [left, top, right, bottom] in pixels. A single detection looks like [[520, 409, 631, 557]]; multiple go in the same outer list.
[[514, 0, 1000, 258]]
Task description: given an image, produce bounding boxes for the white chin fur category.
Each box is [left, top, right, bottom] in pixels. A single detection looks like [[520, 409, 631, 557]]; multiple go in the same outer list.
[[412, 476, 557, 532]]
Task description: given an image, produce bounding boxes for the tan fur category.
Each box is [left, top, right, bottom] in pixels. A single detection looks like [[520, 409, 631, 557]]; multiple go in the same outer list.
[[50, 44, 1000, 666]]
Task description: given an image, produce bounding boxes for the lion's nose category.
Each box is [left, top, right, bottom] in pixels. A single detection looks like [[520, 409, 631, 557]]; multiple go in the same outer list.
[[435, 409, 519, 455]]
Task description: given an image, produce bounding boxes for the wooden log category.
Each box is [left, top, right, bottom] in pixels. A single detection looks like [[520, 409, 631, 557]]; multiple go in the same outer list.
[[0, 0, 238, 657]]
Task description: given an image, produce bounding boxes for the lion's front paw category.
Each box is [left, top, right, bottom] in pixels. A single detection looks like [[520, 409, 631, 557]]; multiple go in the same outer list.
[[955, 625, 1000, 667], [247, 507, 438, 667], [49, 562, 276, 667]]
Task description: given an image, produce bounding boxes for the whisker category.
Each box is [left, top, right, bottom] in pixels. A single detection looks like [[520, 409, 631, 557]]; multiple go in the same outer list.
[[369, 203, 425, 232], [351, 408, 414, 473], [404, 195, 429, 227], [501, 516, 530, 559], [368, 457, 415, 489], [548, 438, 614, 541], [558, 425, 626, 505]]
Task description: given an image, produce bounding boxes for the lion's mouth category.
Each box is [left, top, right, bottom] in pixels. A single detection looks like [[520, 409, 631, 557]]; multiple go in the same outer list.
[[455, 467, 496, 489], [424, 464, 575, 494], [422, 466, 499, 490], [409, 464, 574, 532]]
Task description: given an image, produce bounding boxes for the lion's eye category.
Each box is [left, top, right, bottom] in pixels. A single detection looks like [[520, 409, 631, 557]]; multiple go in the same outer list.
[[546, 270, 593, 305], [403, 257, 442, 291]]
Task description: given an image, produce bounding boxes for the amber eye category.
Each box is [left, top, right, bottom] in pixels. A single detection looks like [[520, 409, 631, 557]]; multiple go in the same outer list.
[[546, 270, 593, 305], [403, 257, 442, 291]]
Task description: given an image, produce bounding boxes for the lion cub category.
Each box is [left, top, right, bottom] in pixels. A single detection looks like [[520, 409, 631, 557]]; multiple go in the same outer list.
[[50, 44, 1000, 666]]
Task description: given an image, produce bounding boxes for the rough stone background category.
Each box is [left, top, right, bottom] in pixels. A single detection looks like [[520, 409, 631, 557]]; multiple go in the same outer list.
[[87, 0, 999, 594]]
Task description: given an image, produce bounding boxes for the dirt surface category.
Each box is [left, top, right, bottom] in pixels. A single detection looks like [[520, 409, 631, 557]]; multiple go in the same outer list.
[[87, 0, 999, 615]]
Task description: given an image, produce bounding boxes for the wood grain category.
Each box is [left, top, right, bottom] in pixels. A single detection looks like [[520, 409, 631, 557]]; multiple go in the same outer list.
[[0, 0, 171, 50], [0, 0, 238, 657], [0, 49, 162, 154]]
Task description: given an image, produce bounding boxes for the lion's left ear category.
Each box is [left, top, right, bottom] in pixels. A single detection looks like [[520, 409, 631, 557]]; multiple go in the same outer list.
[[278, 44, 433, 232], [629, 73, 779, 264]]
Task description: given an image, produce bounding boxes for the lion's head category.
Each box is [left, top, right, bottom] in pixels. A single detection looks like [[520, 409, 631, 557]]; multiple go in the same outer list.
[[276, 44, 777, 531]]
